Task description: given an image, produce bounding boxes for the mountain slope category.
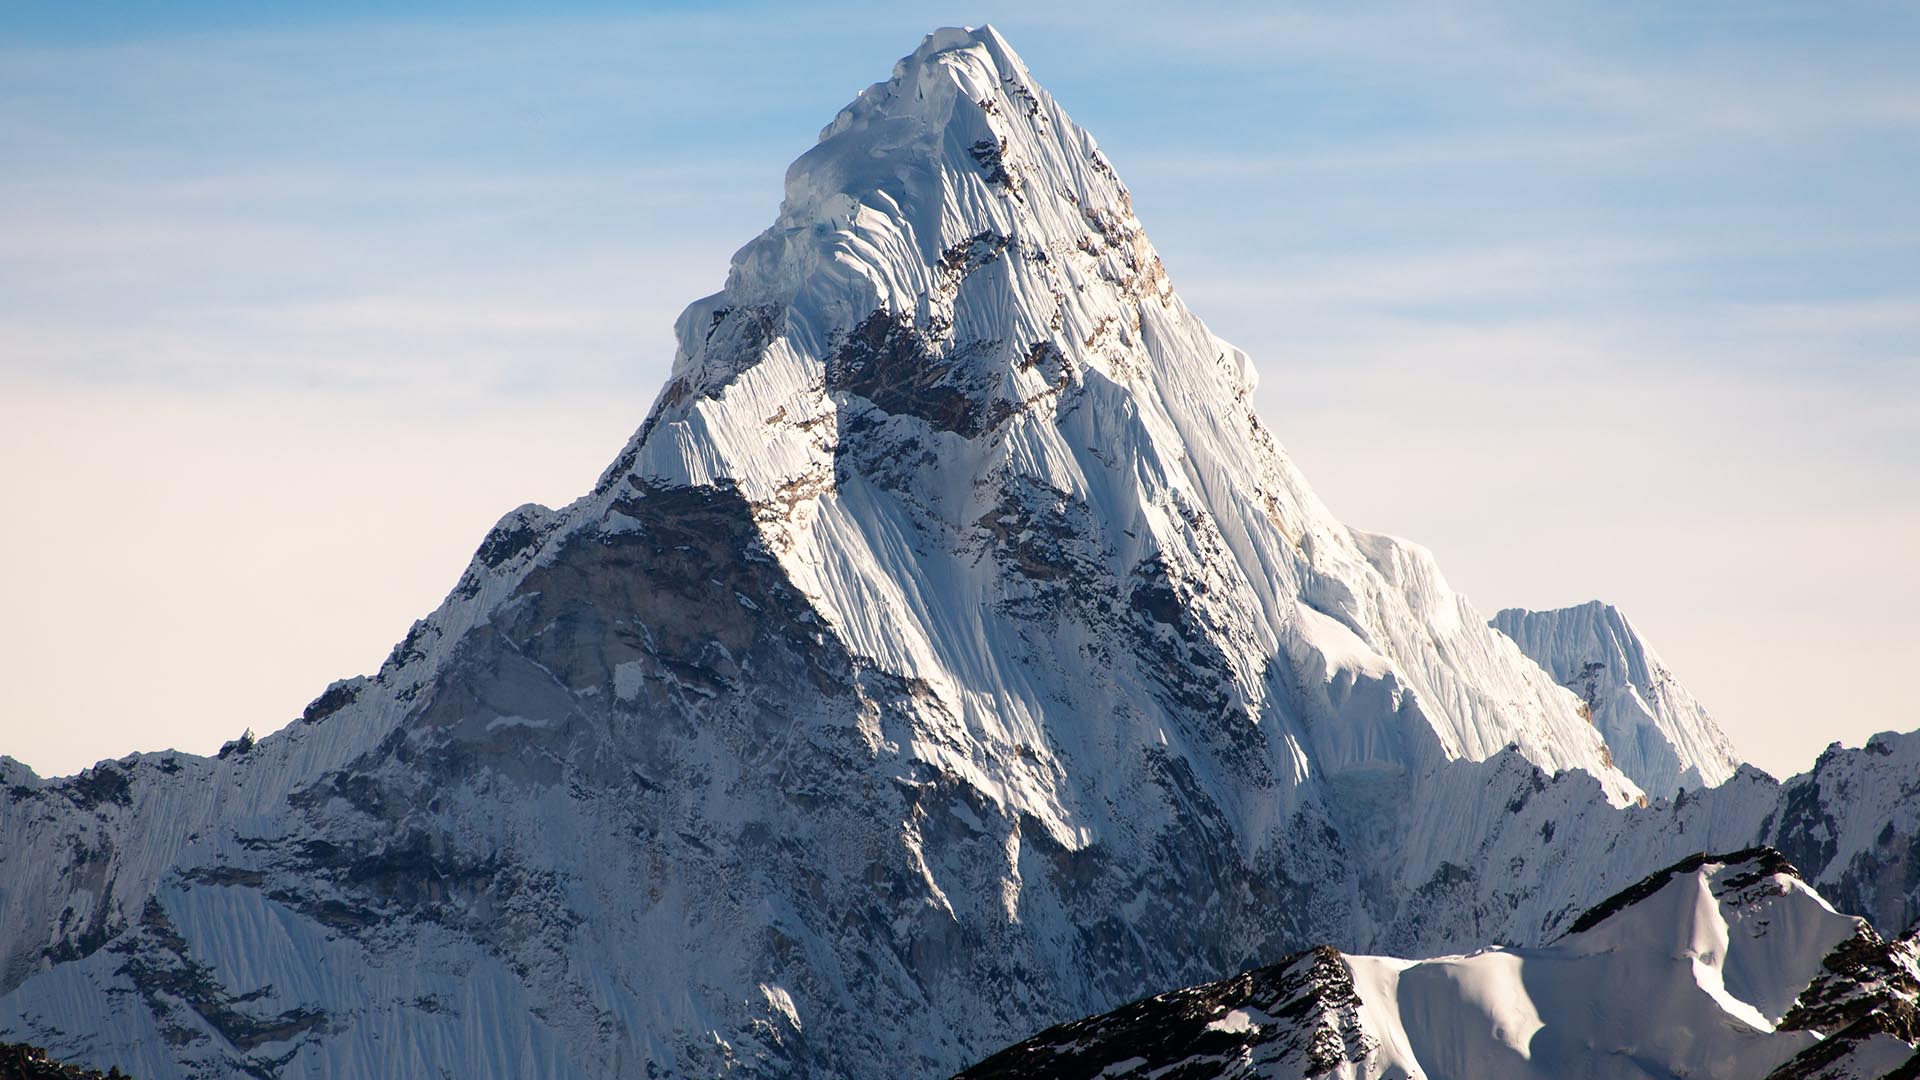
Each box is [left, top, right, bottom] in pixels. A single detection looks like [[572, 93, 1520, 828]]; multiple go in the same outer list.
[[2, 25, 1917, 1080], [959, 849, 1920, 1080], [0, 29, 1632, 1077], [1493, 601, 1742, 797], [1357, 729, 1920, 961], [1766, 732, 1920, 936], [609, 23, 1635, 805]]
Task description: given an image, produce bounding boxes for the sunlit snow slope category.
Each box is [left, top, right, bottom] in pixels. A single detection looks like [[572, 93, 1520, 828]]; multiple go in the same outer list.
[[1494, 601, 1742, 797], [960, 849, 1920, 1080]]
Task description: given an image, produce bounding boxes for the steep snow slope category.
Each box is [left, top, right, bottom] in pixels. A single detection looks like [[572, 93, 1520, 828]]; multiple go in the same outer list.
[[959, 849, 1920, 1080], [608, 23, 1635, 805], [1356, 729, 1920, 960], [1493, 601, 1742, 797], [1, 25, 1917, 1080]]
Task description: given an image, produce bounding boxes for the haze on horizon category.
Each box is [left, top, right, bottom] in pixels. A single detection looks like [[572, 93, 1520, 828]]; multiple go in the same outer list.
[[2, 1, 1915, 781]]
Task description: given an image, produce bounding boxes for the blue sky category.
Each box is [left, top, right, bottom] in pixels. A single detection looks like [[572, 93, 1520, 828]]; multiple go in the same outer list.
[[2, 2, 1916, 778]]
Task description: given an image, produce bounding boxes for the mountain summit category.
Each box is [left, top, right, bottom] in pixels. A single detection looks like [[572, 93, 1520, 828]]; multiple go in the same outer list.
[[615, 23, 1638, 810], [3, 26, 1916, 1080], [1494, 601, 1742, 796]]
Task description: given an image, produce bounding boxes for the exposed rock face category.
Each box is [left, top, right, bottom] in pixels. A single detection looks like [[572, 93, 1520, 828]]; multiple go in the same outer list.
[[1766, 733, 1920, 936], [957, 945, 1371, 1079], [1493, 600, 1742, 797], [0, 1043, 132, 1080], [1, 25, 1917, 1080], [960, 850, 1920, 1080]]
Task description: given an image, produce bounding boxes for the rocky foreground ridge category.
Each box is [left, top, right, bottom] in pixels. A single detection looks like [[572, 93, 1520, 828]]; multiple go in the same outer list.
[[960, 849, 1920, 1079]]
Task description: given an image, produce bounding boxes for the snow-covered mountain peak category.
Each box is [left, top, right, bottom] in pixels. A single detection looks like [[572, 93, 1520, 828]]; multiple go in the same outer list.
[[3, 27, 1782, 1079], [608, 24, 1640, 820], [647, 22, 1191, 481], [1493, 600, 1742, 796], [1561, 847, 1807, 938], [713, 23, 1147, 349], [1559, 848, 1860, 1028]]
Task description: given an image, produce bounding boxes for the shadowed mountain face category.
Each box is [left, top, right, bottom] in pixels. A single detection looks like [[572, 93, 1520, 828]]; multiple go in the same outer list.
[[2, 25, 1918, 1080]]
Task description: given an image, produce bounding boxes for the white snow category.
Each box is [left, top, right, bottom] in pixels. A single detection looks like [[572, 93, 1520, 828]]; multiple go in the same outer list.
[[1493, 600, 1743, 796], [1, 24, 1915, 1080], [1204, 1008, 1260, 1035], [1328, 855, 1858, 1079]]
